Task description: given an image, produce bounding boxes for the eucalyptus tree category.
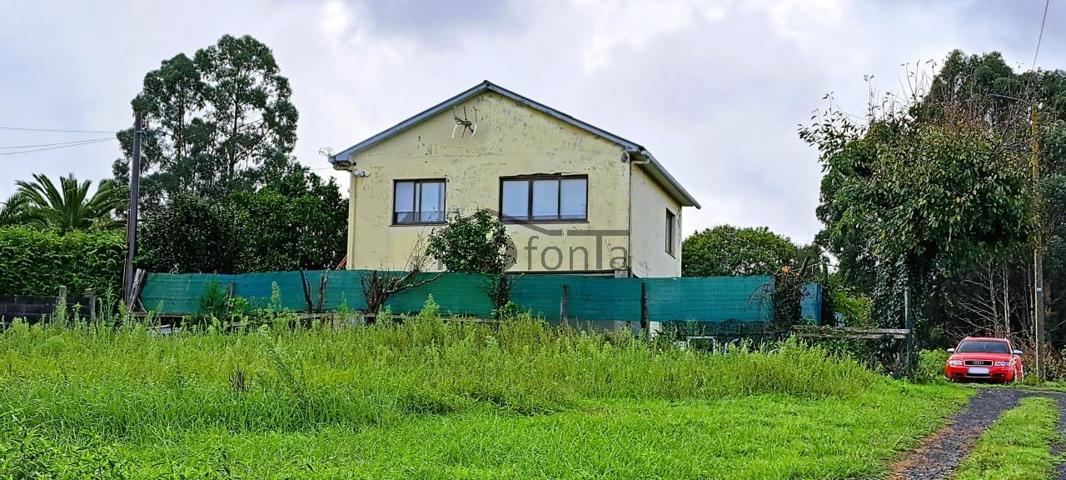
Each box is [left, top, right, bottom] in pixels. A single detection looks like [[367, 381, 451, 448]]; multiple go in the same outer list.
[[113, 34, 298, 207]]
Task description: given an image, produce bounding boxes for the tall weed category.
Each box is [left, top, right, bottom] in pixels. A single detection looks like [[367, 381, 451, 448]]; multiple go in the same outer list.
[[0, 308, 882, 440]]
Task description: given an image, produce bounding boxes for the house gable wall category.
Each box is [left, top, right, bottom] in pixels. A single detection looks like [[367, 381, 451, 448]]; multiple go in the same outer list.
[[346, 91, 633, 272], [629, 165, 683, 277]]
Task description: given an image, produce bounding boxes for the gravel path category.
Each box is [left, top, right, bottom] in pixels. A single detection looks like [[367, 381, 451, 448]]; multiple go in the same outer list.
[[889, 388, 1033, 480], [1053, 394, 1066, 480]]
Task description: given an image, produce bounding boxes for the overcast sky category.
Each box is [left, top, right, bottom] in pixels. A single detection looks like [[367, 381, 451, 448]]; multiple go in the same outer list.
[[0, 0, 1061, 243]]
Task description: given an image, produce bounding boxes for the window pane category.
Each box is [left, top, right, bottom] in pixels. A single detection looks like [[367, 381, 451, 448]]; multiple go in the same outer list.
[[395, 181, 414, 224], [666, 211, 675, 254], [419, 181, 445, 223], [532, 179, 559, 220], [559, 178, 587, 220], [502, 180, 529, 219]]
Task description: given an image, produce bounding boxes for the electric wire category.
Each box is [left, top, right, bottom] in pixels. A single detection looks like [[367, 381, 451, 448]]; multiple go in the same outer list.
[[0, 137, 115, 150], [0, 125, 117, 134], [0, 137, 115, 156]]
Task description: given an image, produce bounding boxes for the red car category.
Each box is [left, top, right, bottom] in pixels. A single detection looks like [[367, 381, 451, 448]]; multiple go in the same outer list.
[[944, 337, 1024, 383]]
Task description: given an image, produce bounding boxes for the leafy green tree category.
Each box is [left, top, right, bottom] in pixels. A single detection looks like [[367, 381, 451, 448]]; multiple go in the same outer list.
[[196, 35, 298, 186], [802, 87, 1031, 327], [681, 225, 801, 277], [137, 166, 347, 274], [137, 194, 245, 273], [113, 34, 298, 206], [811, 49, 1066, 346], [14, 174, 123, 233], [426, 209, 513, 274], [426, 209, 515, 316], [111, 34, 345, 275], [229, 166, 348, 271]]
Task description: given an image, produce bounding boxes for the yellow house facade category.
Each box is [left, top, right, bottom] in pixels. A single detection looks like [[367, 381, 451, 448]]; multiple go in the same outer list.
[[331, 81, 699, 277]]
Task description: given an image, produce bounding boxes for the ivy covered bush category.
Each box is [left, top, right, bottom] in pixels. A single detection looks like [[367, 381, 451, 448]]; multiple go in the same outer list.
[[0, 227, 124, 296]]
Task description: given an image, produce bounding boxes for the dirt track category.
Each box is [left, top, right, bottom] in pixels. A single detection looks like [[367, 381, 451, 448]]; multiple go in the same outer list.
[[889, 388, 1066, 480]]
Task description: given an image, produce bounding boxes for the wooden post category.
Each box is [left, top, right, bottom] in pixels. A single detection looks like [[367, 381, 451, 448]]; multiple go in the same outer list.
[[1030, 102, 1046, 381], [123, 112, 143, 306], [56, 285, 68, 324], [84, 288, 96, 322], [905, 288, 915, 377], [560, 284, 569, 321], [640, 282, 649, 336]]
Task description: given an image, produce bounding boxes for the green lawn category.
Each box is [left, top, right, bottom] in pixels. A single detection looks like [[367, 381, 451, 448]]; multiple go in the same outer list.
[[0, 311, 969, 479], [954, 396, 1061, 480]]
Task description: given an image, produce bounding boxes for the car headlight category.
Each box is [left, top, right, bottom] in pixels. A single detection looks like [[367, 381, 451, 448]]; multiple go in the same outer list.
[[994, 361, 1009, 367], [948, 360, 963, 366]]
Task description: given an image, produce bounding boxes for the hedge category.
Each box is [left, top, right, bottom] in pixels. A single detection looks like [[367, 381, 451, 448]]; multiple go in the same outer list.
[[0, 227, 125, 296]]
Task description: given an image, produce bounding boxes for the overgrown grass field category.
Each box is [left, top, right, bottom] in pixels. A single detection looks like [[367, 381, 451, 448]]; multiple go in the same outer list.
[[0, 305, 968, 479]]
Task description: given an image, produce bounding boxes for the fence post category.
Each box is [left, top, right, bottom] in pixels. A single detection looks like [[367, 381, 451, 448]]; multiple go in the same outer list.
[[904, 287, 915, 377], [640, 282, 649, 336], [55, 285, 68, 325], [560, 284, 569, 321], [84, 288, 96, 322]]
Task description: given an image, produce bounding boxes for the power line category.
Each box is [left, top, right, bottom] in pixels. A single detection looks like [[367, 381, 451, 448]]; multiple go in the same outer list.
[[1033, 0, 1052, 71], [1025, 0, 1052, 97], [0, 125, 118, 134], [0, 137, 115, 156], [0, 137, 115, 150]]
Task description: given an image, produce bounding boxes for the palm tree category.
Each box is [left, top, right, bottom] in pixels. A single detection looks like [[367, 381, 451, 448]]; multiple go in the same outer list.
[[0, 192, 39, 227], [15, 174, 124, 233]]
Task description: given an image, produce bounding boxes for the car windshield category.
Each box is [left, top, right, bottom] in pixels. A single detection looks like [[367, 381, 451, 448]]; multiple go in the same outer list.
[[956, 340, 1011, 354]]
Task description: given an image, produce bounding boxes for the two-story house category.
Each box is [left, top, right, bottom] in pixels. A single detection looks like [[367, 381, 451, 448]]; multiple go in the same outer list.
[[330, 81, 699, 277]]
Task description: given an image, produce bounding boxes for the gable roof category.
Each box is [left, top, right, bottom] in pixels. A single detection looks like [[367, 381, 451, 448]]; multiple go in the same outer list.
[[331, 80, 699, 208]]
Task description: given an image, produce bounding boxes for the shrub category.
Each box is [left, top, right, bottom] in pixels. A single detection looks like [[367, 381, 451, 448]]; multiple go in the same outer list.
[[916, 349, 950, 383], [0, 227, 124, 296], [137, 168, 347, 274], [830, 288, 872, 326], [138, 194, 245, 273]]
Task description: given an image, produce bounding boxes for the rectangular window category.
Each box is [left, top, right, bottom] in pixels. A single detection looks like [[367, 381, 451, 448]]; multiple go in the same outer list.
[[393, 179, 446, 225], [501, 180, 529, 219], [499, 175, 587, 222], [665, 209, 676, 256]]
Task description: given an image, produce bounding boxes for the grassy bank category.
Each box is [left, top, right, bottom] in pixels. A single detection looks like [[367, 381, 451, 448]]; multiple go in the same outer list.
[[954, 396, 1060, 480], [0, 309, 969, 478]]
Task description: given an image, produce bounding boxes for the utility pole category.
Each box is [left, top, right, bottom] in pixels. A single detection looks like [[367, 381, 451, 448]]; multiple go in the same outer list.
[[990, 92, 1049, 379], [1030, 102, 1047, 380], [123, 113, 142, 307]]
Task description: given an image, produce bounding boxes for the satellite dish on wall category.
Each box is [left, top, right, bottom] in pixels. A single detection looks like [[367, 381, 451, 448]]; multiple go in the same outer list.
[[451, 105, 478, 139]]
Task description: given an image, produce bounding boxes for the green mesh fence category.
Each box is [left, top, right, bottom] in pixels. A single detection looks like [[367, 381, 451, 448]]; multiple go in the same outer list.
[[139, 270, 776, 323], [644, 276, 772, 322]]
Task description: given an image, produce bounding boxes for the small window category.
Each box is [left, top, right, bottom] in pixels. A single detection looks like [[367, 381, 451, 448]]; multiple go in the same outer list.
[[500, 175, 587, 222], [665, 209, 676, 256], [394, 179, 446, 225]]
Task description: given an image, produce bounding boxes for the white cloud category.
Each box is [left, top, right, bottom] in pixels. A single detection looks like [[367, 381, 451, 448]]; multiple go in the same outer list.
[[0, 0, 1060, 244]]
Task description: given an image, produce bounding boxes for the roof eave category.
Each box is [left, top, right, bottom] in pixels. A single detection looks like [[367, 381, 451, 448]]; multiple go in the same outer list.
[[331, 81, 493, 164], [636, 150, 701, 209]]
